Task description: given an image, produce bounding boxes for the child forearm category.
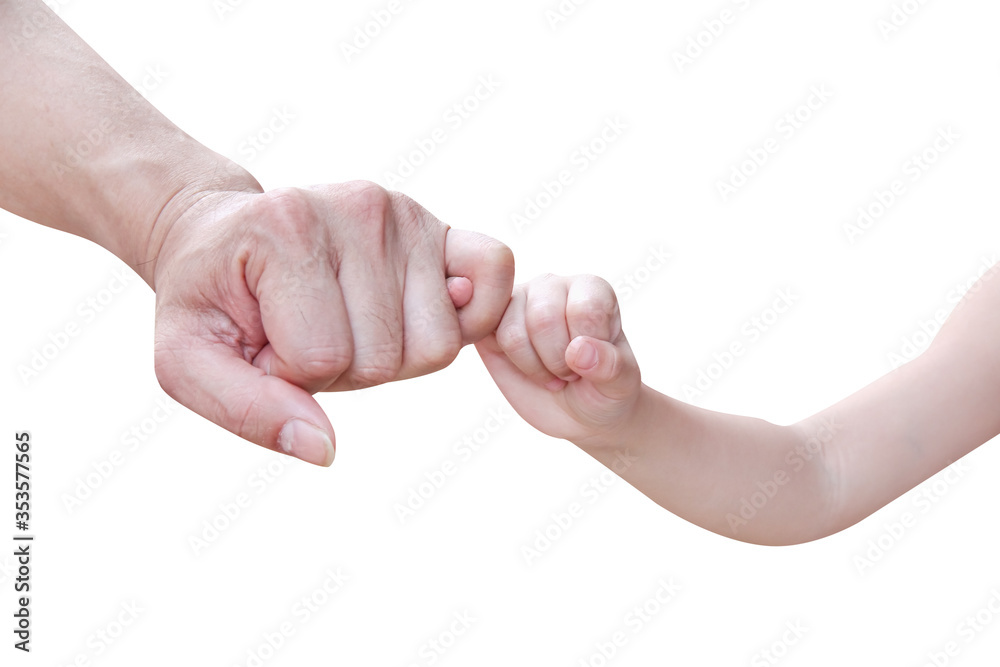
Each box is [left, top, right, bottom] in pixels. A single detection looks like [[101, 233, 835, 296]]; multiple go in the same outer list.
[[478, 203, 1000, 550], [576, 281, 1000, 547], [576, 385, 840, 546]]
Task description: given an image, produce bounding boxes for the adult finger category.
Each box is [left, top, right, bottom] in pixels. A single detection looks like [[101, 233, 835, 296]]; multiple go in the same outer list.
[[392, 240, 464, 381], [327, 247, 406, 390], [250, 244, 354, 394], [445, 229, 515, 344]]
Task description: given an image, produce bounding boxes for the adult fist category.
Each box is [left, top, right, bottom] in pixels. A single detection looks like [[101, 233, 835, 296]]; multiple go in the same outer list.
[[150, 181, 514, 466]]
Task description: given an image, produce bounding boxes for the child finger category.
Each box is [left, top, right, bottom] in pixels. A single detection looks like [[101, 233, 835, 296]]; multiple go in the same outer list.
[[524, 275, 579, 382], [496, 285, 567, 391]]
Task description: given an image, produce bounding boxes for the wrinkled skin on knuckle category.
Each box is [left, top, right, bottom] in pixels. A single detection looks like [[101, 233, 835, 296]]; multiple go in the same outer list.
[[349, 345, 403, 388], [255, 187, 319, 238], [408, 327, 462, 373], [385, 190, 453, 283], [317, 181, 406, 269], [387, 189, 448, 242], [347, 304, 403, 387], [339, 180, 394, 227], [240, 188, 326, 291], [246, 190, 345, 328], [287, 343, 353, 384], [403, 290, 462, 371]]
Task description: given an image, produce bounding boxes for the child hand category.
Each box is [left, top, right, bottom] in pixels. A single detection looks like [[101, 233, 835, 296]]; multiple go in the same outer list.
[[475, 274, 642, 448]]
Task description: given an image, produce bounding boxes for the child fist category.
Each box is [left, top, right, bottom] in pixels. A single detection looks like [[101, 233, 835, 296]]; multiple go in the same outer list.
[[475, 274, 642, 448]]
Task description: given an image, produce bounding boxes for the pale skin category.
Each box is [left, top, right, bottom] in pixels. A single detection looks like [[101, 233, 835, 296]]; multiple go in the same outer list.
[[477, 269, 1000, 546], [7, 1, 994, 549], [1, 0, 514, 466]]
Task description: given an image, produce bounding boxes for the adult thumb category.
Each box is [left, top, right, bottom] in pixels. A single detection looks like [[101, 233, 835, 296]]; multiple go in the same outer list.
[[154, 334, 337, 467]]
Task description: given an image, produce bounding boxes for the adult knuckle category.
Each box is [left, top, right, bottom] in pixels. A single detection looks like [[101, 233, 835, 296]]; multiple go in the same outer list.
[[410, 329, 462, 371], [350, 344, 402, 388], [350, 364, 395, 388], [258, 187, 316, 238], [387, 189, 433, 226], [290, 343, 353, 381], [341, 180, 393, 227]]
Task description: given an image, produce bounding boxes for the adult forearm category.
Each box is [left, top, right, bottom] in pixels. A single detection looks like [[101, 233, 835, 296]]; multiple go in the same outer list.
[[0, 0, 259, 286]]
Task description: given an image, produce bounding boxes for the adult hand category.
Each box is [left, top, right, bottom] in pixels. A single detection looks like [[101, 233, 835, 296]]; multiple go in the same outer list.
[[150, 181, 514, 466], [0, 3, 513, 467]]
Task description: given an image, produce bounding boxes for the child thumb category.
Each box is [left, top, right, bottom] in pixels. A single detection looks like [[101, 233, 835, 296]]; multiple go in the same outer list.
[[564, 336, 638, 401]]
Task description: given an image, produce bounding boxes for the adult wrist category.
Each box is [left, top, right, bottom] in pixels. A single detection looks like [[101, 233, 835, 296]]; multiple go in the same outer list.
[[125, 145, 262, 289]]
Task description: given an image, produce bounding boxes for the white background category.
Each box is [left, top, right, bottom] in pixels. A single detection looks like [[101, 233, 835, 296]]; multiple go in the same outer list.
[[3, 0, 1000, 665]]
